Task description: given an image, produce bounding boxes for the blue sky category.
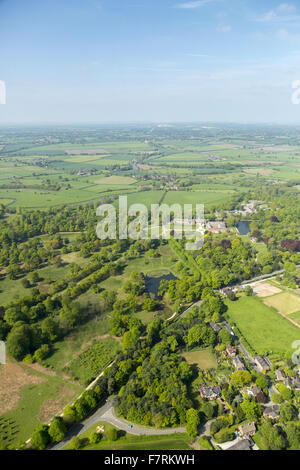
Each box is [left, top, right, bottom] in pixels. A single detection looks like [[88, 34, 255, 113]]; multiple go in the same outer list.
[[1, 0, 300, 123]]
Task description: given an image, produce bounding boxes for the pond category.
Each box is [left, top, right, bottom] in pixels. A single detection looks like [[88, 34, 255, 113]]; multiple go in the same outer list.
[[237, 220, 251, 235], [145, 270, 177, 298]]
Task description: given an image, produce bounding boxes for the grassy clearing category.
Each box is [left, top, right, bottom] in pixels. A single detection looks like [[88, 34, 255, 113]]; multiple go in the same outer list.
[[182, 349, 216, 370], [225, 296, 300, 354]]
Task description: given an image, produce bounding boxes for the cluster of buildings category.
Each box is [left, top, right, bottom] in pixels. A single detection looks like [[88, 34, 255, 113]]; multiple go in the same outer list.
[[77, 169, 94, 176], [226, 200, 271, 217], [171, 219, 227, 234]]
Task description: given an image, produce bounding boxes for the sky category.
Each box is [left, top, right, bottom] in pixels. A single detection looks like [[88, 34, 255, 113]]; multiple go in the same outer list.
[[1, 0, 300, 124]]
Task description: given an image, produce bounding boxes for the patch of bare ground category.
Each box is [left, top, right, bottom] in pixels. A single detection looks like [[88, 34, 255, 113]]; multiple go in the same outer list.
[[250, 281, 282, 297], [38, 386, 77, 423], [0, 359, 46, 415]]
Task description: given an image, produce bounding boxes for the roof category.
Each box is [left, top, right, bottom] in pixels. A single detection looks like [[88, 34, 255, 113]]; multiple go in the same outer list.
[[294, 377, 300, 389], [232, 356, 246, 370], [227, 439, 252, 451], [284, 377, 293, 388], [226, 344, 237, 355], [200, 385, 221, 398], [209, 321, 222, 333], [275, 369, 286, 380], [238, 422, 256, 435], [255, 356, 271, 370], [263, 405, 280, 419]]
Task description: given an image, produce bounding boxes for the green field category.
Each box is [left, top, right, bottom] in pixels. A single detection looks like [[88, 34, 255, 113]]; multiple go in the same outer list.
[[163, 190, 233, 207], [225, 296, 300, 354]]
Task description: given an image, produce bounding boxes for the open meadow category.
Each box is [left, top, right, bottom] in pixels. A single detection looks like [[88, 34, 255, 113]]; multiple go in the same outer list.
[[225, 296, 300, 354]]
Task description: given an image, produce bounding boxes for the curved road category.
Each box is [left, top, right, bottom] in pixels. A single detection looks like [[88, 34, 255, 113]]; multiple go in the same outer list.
[[50, 398, 185, 450]]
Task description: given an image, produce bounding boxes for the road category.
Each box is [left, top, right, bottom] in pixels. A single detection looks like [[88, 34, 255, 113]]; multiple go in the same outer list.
[[241, 264, 300, 285], [50, 398, 186, 450]]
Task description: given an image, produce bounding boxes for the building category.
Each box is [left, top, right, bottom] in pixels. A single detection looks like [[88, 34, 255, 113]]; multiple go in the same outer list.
[[293, 377, 300, 390], [226, 344, 237, 357], [227, 439, 252, 451], [275, 369, 286, 381], [255, 356, 271, 372], [220, 287, 236, 297], [238, 422, 256, 438], [209, 321, 222, 333], [200, 386, 221, 400], [206, 221, 227, 234], [232, 356, 246, 371], [263, 405, 280, 421], [284, 378, 293, 389], [244, 385, 266, 403]]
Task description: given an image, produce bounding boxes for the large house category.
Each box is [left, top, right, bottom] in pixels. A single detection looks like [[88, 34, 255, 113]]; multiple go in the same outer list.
[[200, 386, 221, 400], [206, 221, 227, 234], [232, 356, 246, 371], [238, 422, 256, 438], [275, 369, 286, 381], [255, 356, 271, 372], [263, 405, 280, 421]]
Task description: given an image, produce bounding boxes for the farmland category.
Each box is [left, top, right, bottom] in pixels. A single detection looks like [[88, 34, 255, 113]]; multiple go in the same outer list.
[[0, 125, 299, 209]]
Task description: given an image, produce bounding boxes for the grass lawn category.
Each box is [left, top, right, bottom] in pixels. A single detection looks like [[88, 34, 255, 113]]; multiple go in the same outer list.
[[264, 292, 300, 315], [225, 296, 300, 354], [64, 421, 192, 450], [182, 349, 216, 370]]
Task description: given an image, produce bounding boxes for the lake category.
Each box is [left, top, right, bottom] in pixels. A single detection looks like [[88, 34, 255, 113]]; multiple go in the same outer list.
[[237, 220, 251, 235]]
